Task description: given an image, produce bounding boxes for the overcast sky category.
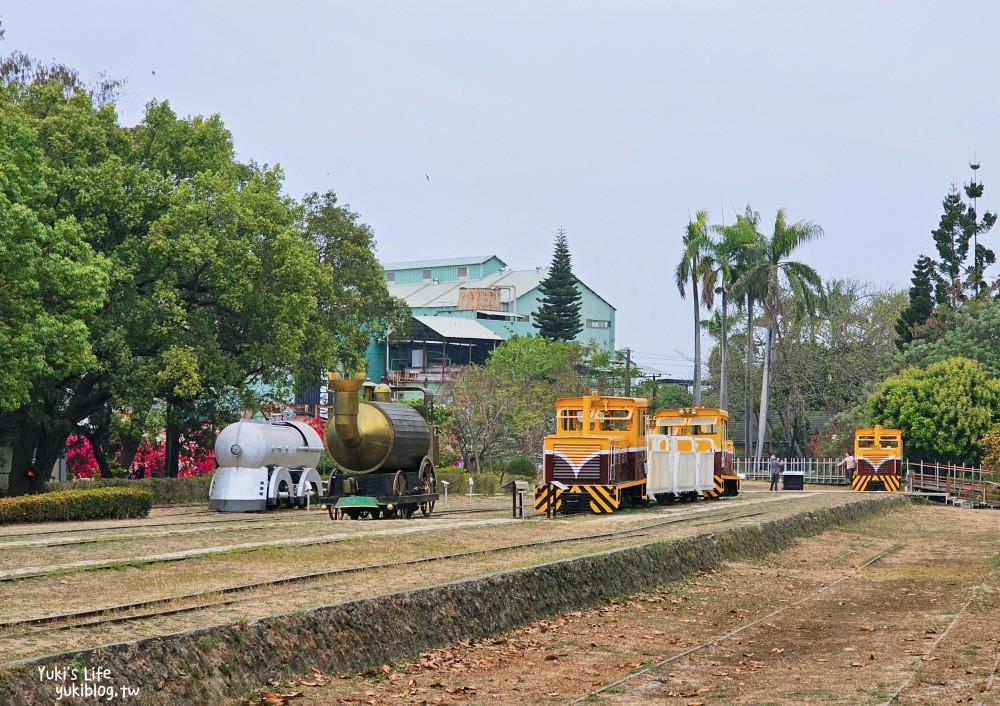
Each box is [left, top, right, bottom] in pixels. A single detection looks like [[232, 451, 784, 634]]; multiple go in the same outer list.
[[4, 1, 998, 378]]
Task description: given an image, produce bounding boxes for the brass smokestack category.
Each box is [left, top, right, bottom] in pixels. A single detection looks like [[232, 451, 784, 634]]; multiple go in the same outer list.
[[329, 372, 366, 448]]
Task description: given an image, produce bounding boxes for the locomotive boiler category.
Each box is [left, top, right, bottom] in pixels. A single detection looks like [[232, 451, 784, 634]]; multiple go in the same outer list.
[[320, 372, 439, 520], [208, 419, 325, 512]]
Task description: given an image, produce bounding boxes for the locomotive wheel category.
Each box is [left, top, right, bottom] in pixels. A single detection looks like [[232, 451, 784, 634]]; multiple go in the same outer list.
[[420, 500, 435, 516], [369, 508, 382, 520], [403, 505, 416, 519], [419, 459, 436, 494], [344, 509, 361, 520], [392, 470, 408, 496], [328, 505, 340, 520]]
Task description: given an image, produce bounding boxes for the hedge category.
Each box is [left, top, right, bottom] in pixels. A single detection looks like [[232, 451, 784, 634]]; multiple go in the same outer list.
[[46, 474, 214, 506], [0, 487, 154, 525], [435, 469, 538, 497]]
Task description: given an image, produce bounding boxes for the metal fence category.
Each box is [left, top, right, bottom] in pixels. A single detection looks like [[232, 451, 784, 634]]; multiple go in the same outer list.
[[735, 457, 851, 485], [737, 457, 997, 490]]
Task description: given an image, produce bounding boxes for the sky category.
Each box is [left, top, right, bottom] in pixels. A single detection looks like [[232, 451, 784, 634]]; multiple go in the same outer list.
[[4, 1, 999, 379]]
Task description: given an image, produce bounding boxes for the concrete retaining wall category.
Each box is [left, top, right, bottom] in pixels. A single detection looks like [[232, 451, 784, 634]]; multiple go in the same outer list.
[[0, 495, 907, 705]]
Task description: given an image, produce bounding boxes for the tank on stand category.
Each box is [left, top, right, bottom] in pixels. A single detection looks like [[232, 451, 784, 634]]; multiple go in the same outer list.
[[209, 419, 324, 512]]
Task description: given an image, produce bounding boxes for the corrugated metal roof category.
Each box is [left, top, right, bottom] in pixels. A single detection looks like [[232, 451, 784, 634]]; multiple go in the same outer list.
[[387, 267, 616, 311], [413, 316, 503, 340], [383, 255, 503, 271], [390, 269, 548, 308]]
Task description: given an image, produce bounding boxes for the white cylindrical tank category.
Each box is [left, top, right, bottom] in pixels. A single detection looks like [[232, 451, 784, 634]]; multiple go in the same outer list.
[[215, 420, 323, 469]]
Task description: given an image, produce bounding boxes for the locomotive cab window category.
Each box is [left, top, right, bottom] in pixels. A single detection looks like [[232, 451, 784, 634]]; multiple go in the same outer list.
[[857, 435, 875, 449], [559, 409, 584, 431], [597, 408, 632, 431], [879, 437, 899, 449]]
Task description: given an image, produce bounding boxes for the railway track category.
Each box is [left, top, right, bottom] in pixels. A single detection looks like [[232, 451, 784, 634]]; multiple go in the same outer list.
[[0, 507, 766, 637], [0, 506, 510, 552], [569, 542, 908, 704]]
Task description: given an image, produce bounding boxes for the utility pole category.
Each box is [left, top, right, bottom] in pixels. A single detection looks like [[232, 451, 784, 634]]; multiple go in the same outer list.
[[624, 348, 631, 396]]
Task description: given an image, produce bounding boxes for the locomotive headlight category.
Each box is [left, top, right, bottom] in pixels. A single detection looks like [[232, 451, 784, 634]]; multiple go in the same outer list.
[[386, 503, 395, 511]]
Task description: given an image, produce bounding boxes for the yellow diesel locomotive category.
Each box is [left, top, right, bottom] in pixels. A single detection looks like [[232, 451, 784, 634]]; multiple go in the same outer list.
[[534, 393, 649, 514], [852, 425, 903, 492]]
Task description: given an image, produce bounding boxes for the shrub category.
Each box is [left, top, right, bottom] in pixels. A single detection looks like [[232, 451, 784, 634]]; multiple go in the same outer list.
[[0, 487, 153, 525], [46, 474, 214, 506], [505, 456, 539, 479]]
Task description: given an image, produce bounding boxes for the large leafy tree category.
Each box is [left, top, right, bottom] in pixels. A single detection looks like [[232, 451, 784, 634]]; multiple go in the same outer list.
[[869, 357, 1000, 465], [0, 50, 399, 492], [731, 208, 824, 468], [533, 227, 583, 342], [0, 98, 109, 414], [299, 190, 410, 374], [441, 336, 589, 469], [675, 210, 716, 406], [902, 299, 1000, 377]]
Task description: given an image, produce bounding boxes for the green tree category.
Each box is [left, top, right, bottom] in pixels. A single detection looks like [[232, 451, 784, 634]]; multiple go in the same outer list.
[[731, 208, 824, 467], [708, 211, 760, 410], [675, 209, 716, 406], [930, 166, 997, 307], [442, 365, 514, 474], [1, 52, 402, 492], [869, 357, 1000, 465], [894, 255, 937, 349], [486, 335, 588, 459], [902, 299, 1000, 377], [532, 227, 583, 342], [299, 190, 411, 374], [0, 100, 109, 414]]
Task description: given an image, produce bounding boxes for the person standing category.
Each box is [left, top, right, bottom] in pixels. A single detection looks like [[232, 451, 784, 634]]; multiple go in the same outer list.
[[768, 454, 783, 491], [835, 452, 856, 481]]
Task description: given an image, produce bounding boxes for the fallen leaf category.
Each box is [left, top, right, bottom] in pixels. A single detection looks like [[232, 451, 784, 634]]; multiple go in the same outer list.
[[861, 625, 875, 632]]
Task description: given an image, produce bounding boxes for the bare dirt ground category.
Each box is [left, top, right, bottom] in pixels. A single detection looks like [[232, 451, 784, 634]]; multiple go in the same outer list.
[[236, 495, 1000, 706]]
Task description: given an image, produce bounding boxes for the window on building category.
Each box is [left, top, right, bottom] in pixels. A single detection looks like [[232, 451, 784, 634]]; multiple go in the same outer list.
[[458, 266, 468, 278], [386, 272, 395, 283], [587, 319, 610, 328], [422, 269, 432, 280]]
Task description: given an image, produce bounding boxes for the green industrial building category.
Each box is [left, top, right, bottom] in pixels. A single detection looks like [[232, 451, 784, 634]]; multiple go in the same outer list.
[[364, 255, 616, 387]]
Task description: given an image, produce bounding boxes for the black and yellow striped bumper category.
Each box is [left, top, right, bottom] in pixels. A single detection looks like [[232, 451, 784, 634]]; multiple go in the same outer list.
[[851, 474, 900, 492], [535, 480, 645, 514]]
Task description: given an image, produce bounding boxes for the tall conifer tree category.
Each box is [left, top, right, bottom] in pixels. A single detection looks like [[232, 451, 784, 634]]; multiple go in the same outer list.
[[894, 255, 937, 349], [533, 227, 584, 342]]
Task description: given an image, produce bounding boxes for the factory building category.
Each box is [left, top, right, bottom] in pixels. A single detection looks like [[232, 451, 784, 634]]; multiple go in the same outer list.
[[364, 255, 616, 388]]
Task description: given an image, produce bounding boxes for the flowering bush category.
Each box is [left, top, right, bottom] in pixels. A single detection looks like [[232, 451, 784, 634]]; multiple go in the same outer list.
[[66, 433, 215, 479]]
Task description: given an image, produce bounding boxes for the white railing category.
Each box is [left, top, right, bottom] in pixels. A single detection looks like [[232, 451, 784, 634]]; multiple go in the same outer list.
[[735, 457, 851, 485]]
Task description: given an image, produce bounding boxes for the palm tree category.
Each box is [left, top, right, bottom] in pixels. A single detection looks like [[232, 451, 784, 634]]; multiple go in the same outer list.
[[731, 208, 824, 470], [709, 213, 761, 411], [675, 210, 716, 406]]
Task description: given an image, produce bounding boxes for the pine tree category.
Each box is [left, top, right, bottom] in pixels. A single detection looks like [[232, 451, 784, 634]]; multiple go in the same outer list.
[[932, 187, 970, 309], [894, 255, 937, 349], [965, 162, 997, 297], [930, 164, 997, 307], [533, 227, 584, 342]]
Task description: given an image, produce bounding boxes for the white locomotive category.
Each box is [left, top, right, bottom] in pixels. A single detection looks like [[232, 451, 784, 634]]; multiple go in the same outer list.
[[208, 418, 325, 512]]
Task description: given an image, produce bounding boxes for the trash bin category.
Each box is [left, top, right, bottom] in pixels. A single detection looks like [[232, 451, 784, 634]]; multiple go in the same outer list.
[[782, 470, 805, 491]]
